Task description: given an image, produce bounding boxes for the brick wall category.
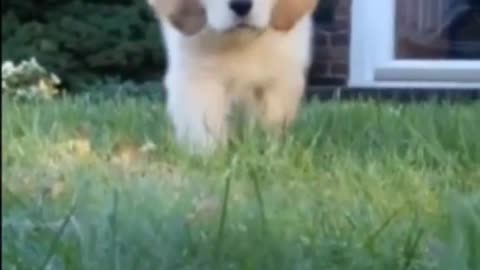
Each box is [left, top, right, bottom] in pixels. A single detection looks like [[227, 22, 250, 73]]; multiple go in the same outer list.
[[308, 0, 352, 86]]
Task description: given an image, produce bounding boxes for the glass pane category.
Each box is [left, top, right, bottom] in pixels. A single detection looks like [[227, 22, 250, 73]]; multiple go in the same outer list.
[[395, 0, 480, 59]]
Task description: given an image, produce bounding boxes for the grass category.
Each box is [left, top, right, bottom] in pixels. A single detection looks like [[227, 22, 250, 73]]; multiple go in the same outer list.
[[2, 94, 480, 270]]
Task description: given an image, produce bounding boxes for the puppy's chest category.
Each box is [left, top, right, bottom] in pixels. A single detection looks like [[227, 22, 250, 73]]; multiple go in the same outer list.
[[223, 62, 272, 101], [220, 39, 291, 88]]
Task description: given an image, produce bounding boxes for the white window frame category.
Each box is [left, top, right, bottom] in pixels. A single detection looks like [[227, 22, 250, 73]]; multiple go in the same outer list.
[[349, 0, 480, 88]]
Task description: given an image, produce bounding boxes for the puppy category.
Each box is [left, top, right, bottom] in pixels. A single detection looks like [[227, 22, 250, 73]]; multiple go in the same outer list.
[[148, 0, 318, 153]]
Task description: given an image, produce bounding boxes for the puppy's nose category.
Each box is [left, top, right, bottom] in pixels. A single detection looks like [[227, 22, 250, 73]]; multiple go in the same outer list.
[[229, 0, 252, 17]]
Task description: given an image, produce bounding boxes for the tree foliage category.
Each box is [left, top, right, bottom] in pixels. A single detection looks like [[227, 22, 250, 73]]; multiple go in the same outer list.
[[2, 0, 165, 87]]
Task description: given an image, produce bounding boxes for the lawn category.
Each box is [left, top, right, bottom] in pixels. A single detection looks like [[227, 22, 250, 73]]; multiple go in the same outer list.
[[2, 94, 480, 270]]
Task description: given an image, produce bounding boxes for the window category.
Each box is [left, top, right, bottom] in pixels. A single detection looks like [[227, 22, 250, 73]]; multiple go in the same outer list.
[[349, 0, 480, 88]]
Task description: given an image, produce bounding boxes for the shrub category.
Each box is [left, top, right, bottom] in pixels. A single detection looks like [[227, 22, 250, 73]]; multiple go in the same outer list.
[[2, 58, 63, 101], [1, 0, 165, 89]]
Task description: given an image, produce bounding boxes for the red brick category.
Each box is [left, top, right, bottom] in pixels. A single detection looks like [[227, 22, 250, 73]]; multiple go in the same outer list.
[[330, 61, 349, 76], [337, 0, 351, 9], [335, 18, 351, 31], [336, 0, 351, 16], [310, 0, 351, 86], [314, 31, 330, 46], [331, 31, 349, 46], [335, 16, 350, 26], [313, 47, 330, 59], [328, 46, 349, 61], [309, 62, 329, 75]]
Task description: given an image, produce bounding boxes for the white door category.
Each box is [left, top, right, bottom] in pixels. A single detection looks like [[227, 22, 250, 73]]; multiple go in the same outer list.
[[349, 0, 480, 88]]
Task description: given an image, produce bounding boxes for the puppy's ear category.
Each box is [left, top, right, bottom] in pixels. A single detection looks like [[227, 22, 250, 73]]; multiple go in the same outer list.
[[271, 0, 318, 31], [148, 0, 206, 36]]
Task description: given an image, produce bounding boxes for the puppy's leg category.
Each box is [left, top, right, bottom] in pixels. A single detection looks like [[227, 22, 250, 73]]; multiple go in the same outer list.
[[166, 74, 228, 153], [258, 73, 305, 133]]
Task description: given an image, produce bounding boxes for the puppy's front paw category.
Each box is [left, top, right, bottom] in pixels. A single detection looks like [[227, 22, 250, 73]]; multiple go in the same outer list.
[[166, 76, 228, 155]]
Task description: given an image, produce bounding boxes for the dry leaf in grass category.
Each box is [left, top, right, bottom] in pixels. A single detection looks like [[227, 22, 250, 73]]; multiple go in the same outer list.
[[48, 138, 92, 164], [187, 196, 221, 225], [49, 180, 66, 199], [66, 138, 91, 157], [111, 142, 142, 167], [140, 140, 157, 153], [7, 175, 36, 196], [41, 175, 67, 200], [111, 140, 157, 167], [74, 123, 91, 138]]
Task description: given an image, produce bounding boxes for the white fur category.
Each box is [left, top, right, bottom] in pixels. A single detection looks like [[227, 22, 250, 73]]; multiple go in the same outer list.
[[200, 0, 274, 32], [160, 0, 314, 153]]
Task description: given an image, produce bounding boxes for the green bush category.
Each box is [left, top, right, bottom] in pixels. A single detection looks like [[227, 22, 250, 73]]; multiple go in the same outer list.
[[2, 58, 63, 101], [2, 0, 165, 89]]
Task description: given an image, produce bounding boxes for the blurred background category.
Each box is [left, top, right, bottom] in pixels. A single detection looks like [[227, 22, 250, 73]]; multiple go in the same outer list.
[[1, 0, 336, 91]]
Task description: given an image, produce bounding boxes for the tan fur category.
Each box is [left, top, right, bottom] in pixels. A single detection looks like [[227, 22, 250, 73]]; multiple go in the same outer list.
[[148, 0, 206, 35], [271, 0, 318, 31]]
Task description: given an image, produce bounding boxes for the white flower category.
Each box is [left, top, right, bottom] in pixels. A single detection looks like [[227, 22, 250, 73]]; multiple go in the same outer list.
[[2, 57, 63, 100]]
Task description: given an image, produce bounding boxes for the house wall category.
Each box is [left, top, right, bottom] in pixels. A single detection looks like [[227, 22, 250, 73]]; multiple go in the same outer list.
[[307, 0, 479, 91], [308, 0, 352, 86]]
